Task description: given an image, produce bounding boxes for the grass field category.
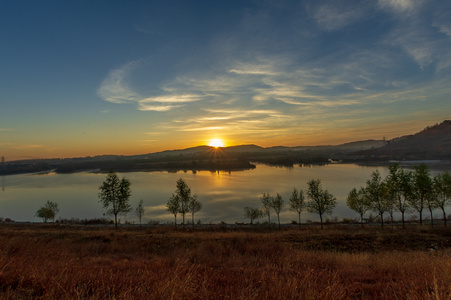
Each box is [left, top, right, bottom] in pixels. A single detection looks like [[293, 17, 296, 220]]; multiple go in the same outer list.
[[1, 224, 451, 299]]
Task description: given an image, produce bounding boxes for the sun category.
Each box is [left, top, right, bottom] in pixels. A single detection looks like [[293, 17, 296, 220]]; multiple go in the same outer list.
[[208, 138, 225, 148]]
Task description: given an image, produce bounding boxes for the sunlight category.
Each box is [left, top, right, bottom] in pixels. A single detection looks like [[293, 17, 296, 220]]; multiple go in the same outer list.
[[208, 138, 225, 148]]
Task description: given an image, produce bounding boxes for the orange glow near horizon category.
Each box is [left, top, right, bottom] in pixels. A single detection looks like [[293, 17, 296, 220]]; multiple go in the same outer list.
[[2, 117, 434, 162]]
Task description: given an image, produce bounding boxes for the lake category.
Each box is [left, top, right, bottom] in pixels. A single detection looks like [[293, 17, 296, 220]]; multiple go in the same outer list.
[[0, 163, 447, 224]]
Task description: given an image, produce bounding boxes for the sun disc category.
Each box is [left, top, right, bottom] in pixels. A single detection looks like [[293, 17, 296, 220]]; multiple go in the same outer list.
[[208, 138, 224, 148]]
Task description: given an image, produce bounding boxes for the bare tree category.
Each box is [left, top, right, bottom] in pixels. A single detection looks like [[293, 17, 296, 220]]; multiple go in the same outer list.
[[382, 181, 396, 227], [135, 199, 145, 228], [306, 179, 336, 229], [167, 193, 180, 228], [346, 187, 369, 225], [271, 193, 284, 230], [410, 164, 433, 225], [174, 178, 192, 228], [364, 170, 389, 228], [188, 194, 202, 229], [425, 189, 438, 226], [261, 192, 272, 226], [289, 188, 305, 228], [433, 172, 451, 226], [244, 207, 262, 224], [98, 171, 132, 228], [386, 163, 412, 229]]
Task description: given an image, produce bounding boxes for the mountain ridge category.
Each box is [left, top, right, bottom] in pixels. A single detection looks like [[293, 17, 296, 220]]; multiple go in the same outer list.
[[359, 120, 451, 159], [2, 120, 450, 175]]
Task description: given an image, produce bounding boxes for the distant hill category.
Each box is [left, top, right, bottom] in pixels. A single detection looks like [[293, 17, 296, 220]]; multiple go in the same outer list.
[[334, 139, 386, 150], [360, 120, 451, 160], [4, 120, 451, 175]]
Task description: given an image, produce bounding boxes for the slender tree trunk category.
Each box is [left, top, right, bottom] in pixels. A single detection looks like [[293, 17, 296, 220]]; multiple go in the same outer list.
[[277, 214, 280, 230], [442, 208, 447, 226], [360, 213, 364, 226], [380, 212, 384, 228], [192, 213, 195, 229], [419, 198, 424, 225], [429, 208, 434, 226], [174, 215, 177, 228], [401, 211, 405, 229], [298, 212, 301, 229], [114, 214, 118, 229], [320, 213, 323, 229]]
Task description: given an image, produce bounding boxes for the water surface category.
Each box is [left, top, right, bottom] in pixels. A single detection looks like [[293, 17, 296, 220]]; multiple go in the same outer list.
[[0, 163, 414, 224]]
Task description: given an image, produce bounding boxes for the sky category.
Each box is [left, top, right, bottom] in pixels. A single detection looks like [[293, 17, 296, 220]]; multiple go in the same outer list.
[[1, 0, 451, 161]]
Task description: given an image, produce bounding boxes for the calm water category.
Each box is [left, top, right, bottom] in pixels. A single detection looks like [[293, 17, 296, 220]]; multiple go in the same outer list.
[[0, 163, 440, 224]]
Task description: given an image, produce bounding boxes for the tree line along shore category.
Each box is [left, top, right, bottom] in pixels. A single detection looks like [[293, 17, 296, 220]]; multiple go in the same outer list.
[[28, 162, 451, 230]]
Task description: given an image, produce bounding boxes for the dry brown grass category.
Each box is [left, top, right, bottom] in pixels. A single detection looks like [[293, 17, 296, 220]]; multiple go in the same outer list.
[[1, 224, 451, 299]]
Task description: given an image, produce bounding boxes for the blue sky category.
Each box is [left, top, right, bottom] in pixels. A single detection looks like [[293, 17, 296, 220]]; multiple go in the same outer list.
[[1, 0, 451, 160]]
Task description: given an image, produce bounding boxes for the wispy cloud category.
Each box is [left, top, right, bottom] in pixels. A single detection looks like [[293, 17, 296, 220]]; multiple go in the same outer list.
[[13, 144, 45, 150], [378, 0, 425, 15], [140, 94, 204, 104], [98, 61, 205, 112], [1, 142, 45, 150], [97, 61, 142, 104], [228, 59, 280, 76], [178, 126, 226, 132], [313, 1, 370, 31], [138, 104, 182, 112], [379, 1, 451, 70]]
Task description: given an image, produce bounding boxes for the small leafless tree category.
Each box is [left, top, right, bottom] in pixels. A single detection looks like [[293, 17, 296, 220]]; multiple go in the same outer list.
[[306, 179, 336, 229], [135, 199, 145, 228], [244, 207, 262, 224], [364, 171, 390, 228], [188, 195, 202, 229], [261, 192, 272, 226], [167, 193, 180, 228], [98, 171, 132, 229], [433, 172, 451, 226], [271, 193, 284, 230], [289, 188, 305, 228], [410, 164, 433, 226], [346, 187, 369, 225]]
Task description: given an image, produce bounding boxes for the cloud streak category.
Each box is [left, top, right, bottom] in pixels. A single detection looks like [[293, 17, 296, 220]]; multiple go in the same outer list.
[[98, 61, 205, 112], [97, 61, 142, 104], [313, 1, 370, 31]]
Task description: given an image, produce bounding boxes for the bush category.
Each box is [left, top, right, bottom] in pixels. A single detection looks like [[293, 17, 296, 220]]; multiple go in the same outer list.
[[56, 218, 114, 225], [0, 217, 14, 223], [341, 218, 357, 224]]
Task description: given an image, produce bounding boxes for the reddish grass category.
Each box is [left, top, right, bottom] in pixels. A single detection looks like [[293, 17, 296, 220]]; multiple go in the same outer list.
[[1, 224, 451, 299]]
